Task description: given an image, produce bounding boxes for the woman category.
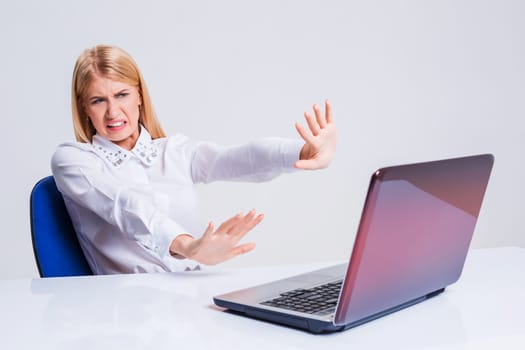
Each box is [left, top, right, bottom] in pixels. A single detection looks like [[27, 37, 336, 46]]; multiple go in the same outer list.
[[52, 45, 336, 274]]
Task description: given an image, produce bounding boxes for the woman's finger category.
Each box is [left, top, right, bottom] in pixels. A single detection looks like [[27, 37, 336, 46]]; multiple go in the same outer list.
[[325, 100, 333, 124], [227, 210, 255, 235], [314, 104, 326, 128], [215, 213, 243, 234], [227, 242, 257, 258], [294, 159, 317, 170], [230, 212, 264, 238], [304, 111, 320, 136], [202, 221, 215, 239], [295, 123, 315, 144]]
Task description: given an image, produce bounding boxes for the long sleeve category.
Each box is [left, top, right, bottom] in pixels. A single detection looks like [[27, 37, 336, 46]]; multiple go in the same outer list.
[[188, 137, 303, 184]]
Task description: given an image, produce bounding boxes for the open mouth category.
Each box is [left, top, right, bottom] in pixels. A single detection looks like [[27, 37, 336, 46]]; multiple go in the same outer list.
[[107, 120, 127, 129]]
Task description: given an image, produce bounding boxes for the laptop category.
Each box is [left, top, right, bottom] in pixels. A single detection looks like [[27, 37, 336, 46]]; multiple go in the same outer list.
[[213, 154, 494, 333]]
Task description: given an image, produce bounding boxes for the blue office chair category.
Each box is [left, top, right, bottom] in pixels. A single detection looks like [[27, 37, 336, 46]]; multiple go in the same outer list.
[[30, 176, 93, 277]]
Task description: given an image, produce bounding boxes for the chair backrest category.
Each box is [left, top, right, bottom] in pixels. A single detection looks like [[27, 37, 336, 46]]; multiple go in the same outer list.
[[30, 176, 93, 277]]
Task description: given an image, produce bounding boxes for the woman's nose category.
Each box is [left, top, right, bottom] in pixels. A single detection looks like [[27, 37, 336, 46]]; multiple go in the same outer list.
[[106, 100, 119, 118]]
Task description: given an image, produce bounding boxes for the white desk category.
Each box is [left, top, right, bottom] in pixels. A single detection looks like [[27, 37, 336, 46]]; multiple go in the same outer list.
[[1, 247, 524, 349]]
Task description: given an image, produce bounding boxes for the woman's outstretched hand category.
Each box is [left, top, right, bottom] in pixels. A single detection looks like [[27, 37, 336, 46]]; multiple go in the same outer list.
[[169, 210, 264, 265], [294, 100, 336, 170]]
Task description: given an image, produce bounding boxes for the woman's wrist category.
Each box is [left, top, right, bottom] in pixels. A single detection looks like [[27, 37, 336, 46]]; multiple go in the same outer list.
[[169, 234, 195, 259]]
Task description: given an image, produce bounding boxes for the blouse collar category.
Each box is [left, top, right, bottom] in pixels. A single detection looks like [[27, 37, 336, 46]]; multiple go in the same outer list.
[[92, 126, 160, 168]]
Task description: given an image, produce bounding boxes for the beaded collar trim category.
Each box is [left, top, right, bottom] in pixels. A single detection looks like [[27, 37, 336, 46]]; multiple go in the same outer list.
[[91, 126, 160, 168]]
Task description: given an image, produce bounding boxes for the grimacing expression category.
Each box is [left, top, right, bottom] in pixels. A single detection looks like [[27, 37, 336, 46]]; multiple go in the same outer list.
[[84, 76, 142, 150]]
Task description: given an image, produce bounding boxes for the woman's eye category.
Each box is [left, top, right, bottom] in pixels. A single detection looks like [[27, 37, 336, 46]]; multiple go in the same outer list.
[[90, 98, 104, 105], [117, 92, 129, 98]]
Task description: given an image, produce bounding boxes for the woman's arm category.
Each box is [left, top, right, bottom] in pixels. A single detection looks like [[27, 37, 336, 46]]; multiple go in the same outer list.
[[189, 100, 336, 184]]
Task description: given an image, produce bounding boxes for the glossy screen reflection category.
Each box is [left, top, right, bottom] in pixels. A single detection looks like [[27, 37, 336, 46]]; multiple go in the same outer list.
[[336, 155, 493, 325]]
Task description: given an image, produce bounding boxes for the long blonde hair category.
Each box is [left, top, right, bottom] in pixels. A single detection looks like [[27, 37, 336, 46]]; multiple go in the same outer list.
[[71, 45, 166, 143]]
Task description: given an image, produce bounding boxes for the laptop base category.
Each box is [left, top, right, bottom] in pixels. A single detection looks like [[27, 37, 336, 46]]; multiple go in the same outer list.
[[215, 287, 445, 334]]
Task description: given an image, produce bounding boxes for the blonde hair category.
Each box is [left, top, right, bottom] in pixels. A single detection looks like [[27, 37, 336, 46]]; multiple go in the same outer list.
[[71, 45, 166, 143]]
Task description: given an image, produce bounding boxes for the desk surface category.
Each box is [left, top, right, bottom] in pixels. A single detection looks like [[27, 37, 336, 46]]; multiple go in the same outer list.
[[1, 247, 524, 349]]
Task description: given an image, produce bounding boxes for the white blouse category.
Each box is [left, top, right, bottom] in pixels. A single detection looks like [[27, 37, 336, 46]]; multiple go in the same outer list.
[[51, 127, 302, 274]]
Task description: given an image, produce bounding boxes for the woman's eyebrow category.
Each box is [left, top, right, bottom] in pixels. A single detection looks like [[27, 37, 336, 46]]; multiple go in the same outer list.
[[88, 95, 104, 101]]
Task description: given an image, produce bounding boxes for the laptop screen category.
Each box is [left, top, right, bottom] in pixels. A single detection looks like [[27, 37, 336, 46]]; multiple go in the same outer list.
[[335, 154, 494, 325]]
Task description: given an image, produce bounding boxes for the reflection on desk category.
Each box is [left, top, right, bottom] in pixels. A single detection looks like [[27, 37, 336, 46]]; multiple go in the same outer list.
[[0, 247, 524, 349]]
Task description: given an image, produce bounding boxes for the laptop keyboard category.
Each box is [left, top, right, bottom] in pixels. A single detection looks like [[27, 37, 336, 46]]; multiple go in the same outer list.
[[260, 280, 343, 315]]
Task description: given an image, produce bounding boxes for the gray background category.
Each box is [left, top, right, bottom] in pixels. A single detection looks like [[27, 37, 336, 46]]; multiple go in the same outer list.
[[0, 0, 523, 279]]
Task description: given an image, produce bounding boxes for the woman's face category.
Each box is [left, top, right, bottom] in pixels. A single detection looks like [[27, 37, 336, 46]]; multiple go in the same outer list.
[[83, 76, 142, 150]]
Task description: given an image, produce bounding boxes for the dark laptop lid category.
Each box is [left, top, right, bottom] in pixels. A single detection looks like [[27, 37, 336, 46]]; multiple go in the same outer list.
[[335, 154, 494, 325]]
